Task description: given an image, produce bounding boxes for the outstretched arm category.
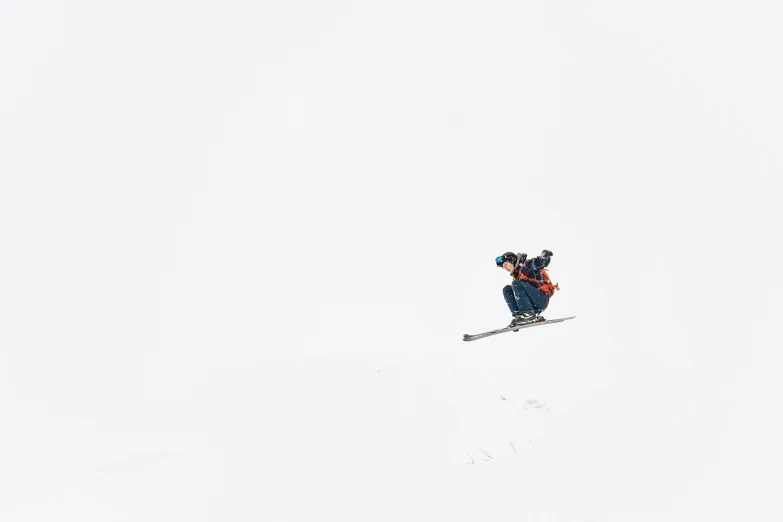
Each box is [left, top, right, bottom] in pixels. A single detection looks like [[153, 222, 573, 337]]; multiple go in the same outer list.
[[523, 250, 553, 270]]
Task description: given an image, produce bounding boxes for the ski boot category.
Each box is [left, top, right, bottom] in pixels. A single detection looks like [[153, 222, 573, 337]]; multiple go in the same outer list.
[[513, 311, 543, 327]]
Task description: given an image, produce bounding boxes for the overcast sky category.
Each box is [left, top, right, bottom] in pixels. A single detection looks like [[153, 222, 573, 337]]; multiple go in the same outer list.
[[2, 1, 782, 521]]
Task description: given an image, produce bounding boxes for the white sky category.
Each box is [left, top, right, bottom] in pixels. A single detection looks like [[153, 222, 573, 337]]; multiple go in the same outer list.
[[1, 1, 782, 521]]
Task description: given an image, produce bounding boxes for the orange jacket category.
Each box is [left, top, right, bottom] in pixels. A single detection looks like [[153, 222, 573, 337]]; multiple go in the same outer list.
[[512, 255, 559, 297]]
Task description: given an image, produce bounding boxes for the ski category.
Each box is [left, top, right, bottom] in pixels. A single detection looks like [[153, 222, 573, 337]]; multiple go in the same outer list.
[[463, 316, 575, 342]]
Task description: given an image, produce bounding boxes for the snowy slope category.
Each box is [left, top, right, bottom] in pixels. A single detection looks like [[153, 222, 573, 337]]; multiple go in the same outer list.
[[2, 1, 782, 522]]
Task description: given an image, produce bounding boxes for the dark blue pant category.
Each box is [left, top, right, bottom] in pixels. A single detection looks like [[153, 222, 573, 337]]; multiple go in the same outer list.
[[503, 280, 549, 315]]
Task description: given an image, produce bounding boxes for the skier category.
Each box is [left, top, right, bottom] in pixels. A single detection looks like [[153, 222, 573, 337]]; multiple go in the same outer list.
[[495, 250, 559, 327]]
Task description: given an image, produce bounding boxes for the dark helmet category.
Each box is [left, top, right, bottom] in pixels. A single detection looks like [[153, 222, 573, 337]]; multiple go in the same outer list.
[[495, 252, 518, 268]]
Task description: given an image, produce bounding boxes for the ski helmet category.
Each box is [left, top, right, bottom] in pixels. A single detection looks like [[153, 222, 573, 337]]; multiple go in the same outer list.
[[495, 252, 518, 267]]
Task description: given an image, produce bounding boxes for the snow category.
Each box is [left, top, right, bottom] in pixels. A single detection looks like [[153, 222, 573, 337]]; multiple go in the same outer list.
[[2, 1, 783, 521]]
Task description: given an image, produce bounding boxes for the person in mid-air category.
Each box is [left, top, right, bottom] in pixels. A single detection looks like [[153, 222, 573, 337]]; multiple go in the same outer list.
[[496, 250, 559, 327]]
